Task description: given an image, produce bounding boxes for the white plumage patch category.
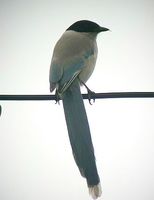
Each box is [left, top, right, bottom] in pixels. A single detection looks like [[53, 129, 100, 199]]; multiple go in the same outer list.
[[89, 183, 102, 199]]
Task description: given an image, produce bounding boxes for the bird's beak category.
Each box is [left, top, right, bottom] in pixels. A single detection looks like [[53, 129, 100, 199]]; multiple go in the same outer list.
[[99, 26, 110, 32]]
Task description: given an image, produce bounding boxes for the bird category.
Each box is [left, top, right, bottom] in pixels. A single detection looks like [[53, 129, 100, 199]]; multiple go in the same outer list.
[[49, 20, 109, 199]]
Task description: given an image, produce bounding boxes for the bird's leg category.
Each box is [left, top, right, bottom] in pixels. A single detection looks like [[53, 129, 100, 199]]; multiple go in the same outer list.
[[79, 79, 96, 105], [55, 89, 61, 104]]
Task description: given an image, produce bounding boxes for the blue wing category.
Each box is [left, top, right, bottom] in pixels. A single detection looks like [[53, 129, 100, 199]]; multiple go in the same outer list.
[[50, 56, 84, 94], [49, 60, 63, 92], [58, 58, 84, 94]]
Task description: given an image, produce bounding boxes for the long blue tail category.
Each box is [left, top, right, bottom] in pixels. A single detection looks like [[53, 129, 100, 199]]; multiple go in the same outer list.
[[62, 80, 101, 198]]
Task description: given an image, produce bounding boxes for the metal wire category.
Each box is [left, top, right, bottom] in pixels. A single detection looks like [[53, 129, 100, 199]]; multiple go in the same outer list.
[[0, 92, 154, 116], [0, 92, 154, 101]]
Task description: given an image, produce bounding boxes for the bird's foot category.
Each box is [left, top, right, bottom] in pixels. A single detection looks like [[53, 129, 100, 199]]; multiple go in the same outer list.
[[79, 79, 95, 105], [87, 88, 96, 105], [55, 90, 60, 104]]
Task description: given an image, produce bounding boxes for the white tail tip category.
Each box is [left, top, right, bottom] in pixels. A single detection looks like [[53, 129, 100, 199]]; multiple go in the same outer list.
[[89, 183, 102, 199]]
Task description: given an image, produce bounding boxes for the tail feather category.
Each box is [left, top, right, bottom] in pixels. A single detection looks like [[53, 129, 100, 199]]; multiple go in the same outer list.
[[89, 183, 102, 199], [62, 80, 101, 198]]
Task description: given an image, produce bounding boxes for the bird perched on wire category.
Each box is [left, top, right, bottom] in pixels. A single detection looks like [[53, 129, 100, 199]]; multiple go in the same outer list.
[[49, 20, 109, 199]]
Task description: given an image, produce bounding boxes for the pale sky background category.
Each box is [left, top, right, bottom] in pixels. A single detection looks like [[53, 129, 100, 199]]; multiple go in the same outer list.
[[0, 0, 154, 200]]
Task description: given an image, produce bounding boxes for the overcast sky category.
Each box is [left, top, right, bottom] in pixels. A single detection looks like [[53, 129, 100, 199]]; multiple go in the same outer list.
[[0, 0, 154, 200]]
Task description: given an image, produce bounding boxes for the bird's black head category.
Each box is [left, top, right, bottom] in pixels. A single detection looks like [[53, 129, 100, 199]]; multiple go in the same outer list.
[[66, 20, 109, 33]]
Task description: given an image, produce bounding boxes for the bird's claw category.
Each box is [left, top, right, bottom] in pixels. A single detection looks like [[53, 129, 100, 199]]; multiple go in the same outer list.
[[79, 79, 96, 105], [87, 90, 95, 105], [55, 90, 60, 105]]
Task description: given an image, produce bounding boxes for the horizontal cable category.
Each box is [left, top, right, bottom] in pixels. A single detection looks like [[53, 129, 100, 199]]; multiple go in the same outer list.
[[0, 92, 154, 116], [0, 92, 154, 101]]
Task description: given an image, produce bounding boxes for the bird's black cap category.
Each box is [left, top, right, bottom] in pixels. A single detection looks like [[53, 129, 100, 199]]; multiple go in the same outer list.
[[66, 20, 109, 33]]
